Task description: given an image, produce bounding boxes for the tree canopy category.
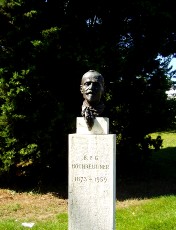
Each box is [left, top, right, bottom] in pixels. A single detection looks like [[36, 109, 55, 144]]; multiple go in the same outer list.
[[0, 0, 176, 183]]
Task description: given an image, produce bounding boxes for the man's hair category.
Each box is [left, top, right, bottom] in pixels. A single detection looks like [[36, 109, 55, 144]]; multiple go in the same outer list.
[[81, 70, 104, 86]]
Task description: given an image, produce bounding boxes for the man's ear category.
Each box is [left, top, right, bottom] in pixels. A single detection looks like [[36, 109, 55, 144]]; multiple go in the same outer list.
[[80, 85, 83, 94]]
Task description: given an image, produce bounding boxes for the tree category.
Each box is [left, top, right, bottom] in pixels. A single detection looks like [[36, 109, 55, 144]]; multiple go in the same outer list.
[[0, 0, 176, 183], [0, 0, 69, 183]]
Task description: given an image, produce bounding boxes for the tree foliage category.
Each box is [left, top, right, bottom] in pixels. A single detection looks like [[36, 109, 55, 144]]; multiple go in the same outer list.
[[0, 0, 176, 182]]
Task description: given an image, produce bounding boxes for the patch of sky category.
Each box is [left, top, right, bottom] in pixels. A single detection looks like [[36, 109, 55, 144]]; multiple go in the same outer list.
[[156, 54, 176, 97], [168, 57, 176, 80], [157, 54, 176, 81]]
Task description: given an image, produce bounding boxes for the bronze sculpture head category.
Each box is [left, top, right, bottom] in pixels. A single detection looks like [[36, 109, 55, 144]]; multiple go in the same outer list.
[[80, 70, 105, 130]]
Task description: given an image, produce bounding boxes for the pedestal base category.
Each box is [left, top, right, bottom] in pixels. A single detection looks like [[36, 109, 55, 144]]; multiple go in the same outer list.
[[68, 135, 116, 229]]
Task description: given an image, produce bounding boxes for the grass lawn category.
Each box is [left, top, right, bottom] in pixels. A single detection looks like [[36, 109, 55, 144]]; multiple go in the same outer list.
[[0, 131, 176, 229], [116, 195, 176, 230]]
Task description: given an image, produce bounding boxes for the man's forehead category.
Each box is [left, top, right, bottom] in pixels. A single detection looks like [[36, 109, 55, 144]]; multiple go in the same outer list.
[[82, 75, 100, 82], [82, 72, 104, 84]]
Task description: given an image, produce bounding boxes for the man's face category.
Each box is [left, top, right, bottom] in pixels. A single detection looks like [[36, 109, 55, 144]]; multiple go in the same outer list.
[[80, 72, 104, 104]]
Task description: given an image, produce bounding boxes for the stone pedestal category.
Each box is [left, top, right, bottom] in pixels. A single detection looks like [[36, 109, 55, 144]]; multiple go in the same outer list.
[[68, 117, 116, 230]]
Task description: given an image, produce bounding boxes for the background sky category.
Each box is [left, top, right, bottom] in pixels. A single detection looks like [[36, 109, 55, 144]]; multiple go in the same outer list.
[[166, 58, 176, 97], [169, 58, 176, 73]]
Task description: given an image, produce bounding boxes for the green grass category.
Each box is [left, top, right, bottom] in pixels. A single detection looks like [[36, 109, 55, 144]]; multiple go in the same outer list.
[[0, 215, 68, 230], [149, 131, 176, 179], [115, 131, 176, 229], [1, 196, 176, 230], [150, 131, 176, 148], [116, 195, 176, 230]]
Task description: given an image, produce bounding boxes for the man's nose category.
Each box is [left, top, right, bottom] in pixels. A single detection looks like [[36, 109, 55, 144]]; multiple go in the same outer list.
[[89, 82, 97, 89], [88, 83, 93, 89]]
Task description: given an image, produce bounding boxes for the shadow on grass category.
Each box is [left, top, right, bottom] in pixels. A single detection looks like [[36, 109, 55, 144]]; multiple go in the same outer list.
[[116, 146, 176, 201], [1, 147, 176, 201], [0, 159, 69, 199], [0, 174, 69, 199]]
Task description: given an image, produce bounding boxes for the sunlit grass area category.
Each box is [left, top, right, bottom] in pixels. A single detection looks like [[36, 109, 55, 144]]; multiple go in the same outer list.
[[149, 132, 176, 180], [116, 195, 176, 230], [150, 131, 176, 148], [1, 195, 176, 229]]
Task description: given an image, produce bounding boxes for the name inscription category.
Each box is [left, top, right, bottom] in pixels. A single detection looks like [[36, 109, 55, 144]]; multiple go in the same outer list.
[[72, 164, 109, 169], [72, 155, 110, 184]]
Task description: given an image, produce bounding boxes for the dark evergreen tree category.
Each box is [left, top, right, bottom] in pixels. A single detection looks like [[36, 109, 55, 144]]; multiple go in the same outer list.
[[0, 0, 176, 183]]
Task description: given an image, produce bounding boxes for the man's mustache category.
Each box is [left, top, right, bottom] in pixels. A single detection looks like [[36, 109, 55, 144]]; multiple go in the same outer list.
[[86, 90, 95, 94]]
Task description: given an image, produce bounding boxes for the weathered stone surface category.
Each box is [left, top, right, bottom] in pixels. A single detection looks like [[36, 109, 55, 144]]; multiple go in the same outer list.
[[76, 117, 109, 134], [68, 132, 116, 230]]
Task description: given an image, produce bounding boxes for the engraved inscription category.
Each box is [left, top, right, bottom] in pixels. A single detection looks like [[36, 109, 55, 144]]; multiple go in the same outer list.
[[72, 153, 110, 183], [83, 155, 99, 160], [72, 164, 109, 169], [74, 176, 107, 183]]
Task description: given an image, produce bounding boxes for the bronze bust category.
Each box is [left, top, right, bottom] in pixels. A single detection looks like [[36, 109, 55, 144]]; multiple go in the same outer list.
[[80, 70, 105, 130]]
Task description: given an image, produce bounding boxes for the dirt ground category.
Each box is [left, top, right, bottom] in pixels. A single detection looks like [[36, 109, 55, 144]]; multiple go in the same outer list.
[[0, 189, 68, 221], [0, 188, 149, 222]]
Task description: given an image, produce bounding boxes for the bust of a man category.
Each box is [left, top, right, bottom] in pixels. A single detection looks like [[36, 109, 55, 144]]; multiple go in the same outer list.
[[80, 70, 105, 130]]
